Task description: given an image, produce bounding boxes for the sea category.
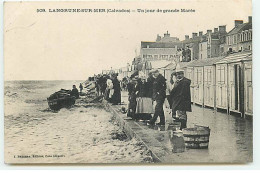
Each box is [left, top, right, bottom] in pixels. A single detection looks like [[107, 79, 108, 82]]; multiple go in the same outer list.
[[4, 80, 153, 164]]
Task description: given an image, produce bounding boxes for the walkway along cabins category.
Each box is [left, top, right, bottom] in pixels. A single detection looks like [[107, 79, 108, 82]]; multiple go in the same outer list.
[[102, 16, 253, 118]]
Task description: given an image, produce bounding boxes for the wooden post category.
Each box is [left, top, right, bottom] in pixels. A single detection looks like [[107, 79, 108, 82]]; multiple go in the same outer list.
[[213, 65, 216, 110], [241, 62, 245, 118], [226, 64, 229, 115]]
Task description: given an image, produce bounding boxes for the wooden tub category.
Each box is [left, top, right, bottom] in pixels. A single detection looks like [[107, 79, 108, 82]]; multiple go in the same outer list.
[[182, 125, 210, 149]]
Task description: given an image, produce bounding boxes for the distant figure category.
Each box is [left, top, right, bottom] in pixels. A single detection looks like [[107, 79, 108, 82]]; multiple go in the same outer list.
[[79, 83, 83, 93], [70, 85, 79, 99], [105, 76, 113, 102], [111, 73, 121, 105]]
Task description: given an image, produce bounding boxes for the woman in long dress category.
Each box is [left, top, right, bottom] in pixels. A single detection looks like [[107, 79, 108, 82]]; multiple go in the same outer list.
[[111, 73, 121, 105], [135, 73, 154, 121]]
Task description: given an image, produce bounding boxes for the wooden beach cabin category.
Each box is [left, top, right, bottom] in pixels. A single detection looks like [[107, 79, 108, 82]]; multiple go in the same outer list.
[[181, 63, 194, 103], [215, 51, 252, 116], [144, 60, 171, 78], [158, 61, 177, 82], [184, 58, 224, 107]]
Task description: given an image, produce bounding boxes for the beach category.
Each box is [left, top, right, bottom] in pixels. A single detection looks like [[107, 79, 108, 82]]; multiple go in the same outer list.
[[4, 80, 153, 164]]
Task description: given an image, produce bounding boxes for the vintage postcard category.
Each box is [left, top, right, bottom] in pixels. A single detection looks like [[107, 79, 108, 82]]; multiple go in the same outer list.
[[4, 0, 252, 164]]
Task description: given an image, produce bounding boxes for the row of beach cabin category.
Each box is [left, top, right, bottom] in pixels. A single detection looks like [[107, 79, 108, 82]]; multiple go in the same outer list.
[[178, 51, 252, 117], [140, 51, 252, 117], [107, 51, 252, 117]]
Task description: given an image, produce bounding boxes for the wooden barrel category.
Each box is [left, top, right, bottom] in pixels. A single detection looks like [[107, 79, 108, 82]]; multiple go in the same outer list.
[[167, 122, 181, 131], [182, 125, 210, 149]]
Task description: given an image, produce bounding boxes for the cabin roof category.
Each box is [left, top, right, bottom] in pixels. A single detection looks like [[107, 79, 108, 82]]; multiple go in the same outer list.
[[158, 61, 177, 70], [185, 57, 225, 67], [150, 60, 172, 69], [215, 51, 252, 64]]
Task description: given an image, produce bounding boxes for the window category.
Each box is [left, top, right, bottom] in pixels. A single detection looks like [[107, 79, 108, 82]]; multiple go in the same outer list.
[[245, 32, 248, 41], [234, 35, 237, 44], [201, 54, 202, 59], [249, 45, 251, 50]]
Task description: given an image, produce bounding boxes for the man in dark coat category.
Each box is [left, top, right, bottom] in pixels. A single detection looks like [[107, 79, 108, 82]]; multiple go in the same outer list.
[[170, 70, 192, 130], [146, 72, 155, 99], [127, 76, 138, 119], [148, 69, 166, 125], [70, 85, 79, 99]]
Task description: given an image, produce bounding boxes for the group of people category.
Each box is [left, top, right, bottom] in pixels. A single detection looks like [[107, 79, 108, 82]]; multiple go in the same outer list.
[[102, 73, 122, 105], [85, 66, 191, 130], [126, 68, 191, 130]]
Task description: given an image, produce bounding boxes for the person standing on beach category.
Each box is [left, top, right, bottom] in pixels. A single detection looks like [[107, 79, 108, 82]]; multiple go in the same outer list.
[[111, 73, 121, 105], [135, 73, 153, 121], [148, 69, 166, 126], [79, 83, 83, 93], [127, 75, 138, 119], [170, 68, 192, 130]]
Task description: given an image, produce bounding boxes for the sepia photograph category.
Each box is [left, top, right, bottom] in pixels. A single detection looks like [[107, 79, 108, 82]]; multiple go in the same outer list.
[[3, 0, 253, 164]]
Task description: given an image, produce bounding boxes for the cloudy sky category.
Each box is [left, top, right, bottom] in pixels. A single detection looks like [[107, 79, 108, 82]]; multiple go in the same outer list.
[[4, 0, 251, 80]]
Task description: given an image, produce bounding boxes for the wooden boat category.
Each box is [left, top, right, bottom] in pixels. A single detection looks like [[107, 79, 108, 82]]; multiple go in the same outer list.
[[47, 89, 76, 111], [182, 125, 210, 149]]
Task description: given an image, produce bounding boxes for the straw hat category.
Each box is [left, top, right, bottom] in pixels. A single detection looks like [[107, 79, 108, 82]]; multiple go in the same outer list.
[[150, 69, 159, 73], [175, 64, 184, 73]]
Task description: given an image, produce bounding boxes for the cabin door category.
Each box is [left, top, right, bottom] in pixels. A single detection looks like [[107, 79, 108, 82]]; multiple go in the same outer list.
[[244, 62, 253, 115], [229, 64, 243, 113], [194, 67, 203, 105], [186, 67, 194, 103], [216, 65, 228, 109], [204, 67, 213, 107]]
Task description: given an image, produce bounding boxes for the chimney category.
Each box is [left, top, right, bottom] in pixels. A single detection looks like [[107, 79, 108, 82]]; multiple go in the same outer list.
[[207, 30, 212, 35], [248, 16, 252, 23], [235, 20, 243, 27], [192, 32, 198, 39], [164, 31, 170, 37], [214, 28, 218, 33], [185, 35, 189, 40], [199, 31, 203, 36], [219, 25, 226, 33]]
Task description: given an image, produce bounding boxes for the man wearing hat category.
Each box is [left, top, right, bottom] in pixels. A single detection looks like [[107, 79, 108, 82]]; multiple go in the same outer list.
[[170, 67, 192, 130], [148, 69, 166, 126]]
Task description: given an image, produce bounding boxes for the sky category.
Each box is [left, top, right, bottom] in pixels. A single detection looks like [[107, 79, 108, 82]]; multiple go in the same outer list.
[[4, 0, 252, 80]]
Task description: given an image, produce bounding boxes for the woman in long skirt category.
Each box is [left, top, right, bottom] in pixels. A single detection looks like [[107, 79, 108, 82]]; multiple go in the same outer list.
[[135, 74, 154, 121]]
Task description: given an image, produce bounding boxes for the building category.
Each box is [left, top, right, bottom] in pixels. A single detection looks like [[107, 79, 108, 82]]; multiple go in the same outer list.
[[224, 16, 252, 53], [140, 31, 182, 63], [199, 26, 227, 60], [181, 32, 203, 61]]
